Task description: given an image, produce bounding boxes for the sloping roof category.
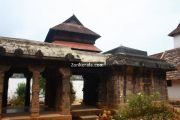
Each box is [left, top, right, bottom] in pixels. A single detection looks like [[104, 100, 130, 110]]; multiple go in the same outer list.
[[104, 46, 147, 56], [53, 41, 102, 52], [151, 48, 180, 67], [104, 46, 173, 69], [169, 23, 180, 37], [151, 48, 180, 80], [0, 36, 79, 60], [151, 52, 163, 59], [63, 14, 83, 26], [106, 53, 173, 70], [0, 36, 106, 63], [51, 15, 100, 37]]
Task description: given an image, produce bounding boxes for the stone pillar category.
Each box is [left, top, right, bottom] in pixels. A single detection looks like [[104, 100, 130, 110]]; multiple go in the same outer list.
[[151, 69, 155, 94], [153, 69, 159, 94], [122, 66, 127, 103], [139, 68, 144, 92], [113, 72, 121, 108], [132, 68, 139, 94], [126, 66, 134, 96], [0, 65, 10, 119], [107, 67, 121, 108], [59, 67, 71, 115], [161, 70, 168, 100], [119, 71, 125, 103], [29, 66, 44, 118]]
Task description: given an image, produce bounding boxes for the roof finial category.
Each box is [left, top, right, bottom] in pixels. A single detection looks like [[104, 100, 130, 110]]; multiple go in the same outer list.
[[63, 15, 83, 26]]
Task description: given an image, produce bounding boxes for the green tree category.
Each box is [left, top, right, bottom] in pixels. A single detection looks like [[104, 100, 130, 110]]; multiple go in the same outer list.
[[39, 75, 45, 96], [9, 82, 26, 106], [16, 82, 26, 98]]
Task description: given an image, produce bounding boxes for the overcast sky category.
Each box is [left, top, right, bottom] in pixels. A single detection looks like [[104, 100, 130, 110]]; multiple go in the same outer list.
[[0, 0, 180, 55]]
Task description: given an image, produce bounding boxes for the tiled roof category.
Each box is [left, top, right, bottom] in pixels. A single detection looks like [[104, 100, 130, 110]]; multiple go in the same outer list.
[[53, 41, 101, 52], [151, 48, 180, 80], [104, 46, 173, 69], [0, 36, 106, 63], [0, 36, 79, 60], [106, 53, 173, 69], [51, 15, 100, 37], [150, 52, 163, 59], [169, 23, 180, 37], [104, 46, 147, 56]]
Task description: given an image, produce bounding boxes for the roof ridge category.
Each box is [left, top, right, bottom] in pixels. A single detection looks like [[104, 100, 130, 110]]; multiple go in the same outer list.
[[178, 23, 180, 27], [63, 15, 83, 26], [160, 51, 166, 59]]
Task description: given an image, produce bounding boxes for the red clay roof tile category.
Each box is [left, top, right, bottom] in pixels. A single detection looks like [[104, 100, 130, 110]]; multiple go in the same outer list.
[[52, 41, 101, 52]]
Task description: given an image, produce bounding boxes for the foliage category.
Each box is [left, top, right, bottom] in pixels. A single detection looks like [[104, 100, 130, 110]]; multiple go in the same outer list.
[[97, 110, 114, 120], [9, 95, 23, 106], [114, 93, 175, 120], [9, 76, 76, 105], [40, 75, 45, 97], [16, 82, 26, 98], [9, 82, 26, 106]]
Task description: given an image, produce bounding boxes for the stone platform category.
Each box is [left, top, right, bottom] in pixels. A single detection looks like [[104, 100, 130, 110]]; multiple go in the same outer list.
[[2, 114, 71, 120]]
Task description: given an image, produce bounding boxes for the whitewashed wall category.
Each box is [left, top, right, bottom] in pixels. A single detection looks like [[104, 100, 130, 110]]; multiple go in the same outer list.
[[174, 34, 180, 48], [167, 80, 180, 100]]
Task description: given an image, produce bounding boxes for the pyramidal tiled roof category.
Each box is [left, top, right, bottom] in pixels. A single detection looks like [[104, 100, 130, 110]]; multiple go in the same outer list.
[[51, 15, 100, 37], [169, 23, 180, 37], [63, 15, 83, 26], [104, 46, 147, 56]]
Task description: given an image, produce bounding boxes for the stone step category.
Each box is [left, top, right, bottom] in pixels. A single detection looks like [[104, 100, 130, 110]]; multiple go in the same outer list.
[[79, 115, 98, 120], [71, 108, 102, 117]]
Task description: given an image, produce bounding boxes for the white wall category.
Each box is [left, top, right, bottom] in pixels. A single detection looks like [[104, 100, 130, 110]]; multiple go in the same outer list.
[[167, 80, 180, 100], [72, 81, 83, 100], [174, 34, 180, 48]]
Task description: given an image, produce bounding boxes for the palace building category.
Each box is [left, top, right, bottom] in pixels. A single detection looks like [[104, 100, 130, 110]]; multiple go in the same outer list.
[[0, 15, 173, 120]]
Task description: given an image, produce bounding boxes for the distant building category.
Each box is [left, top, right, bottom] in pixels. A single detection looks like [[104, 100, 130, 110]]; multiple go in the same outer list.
[[169, 23, 180, 48], [151, 23, 180, 100]]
